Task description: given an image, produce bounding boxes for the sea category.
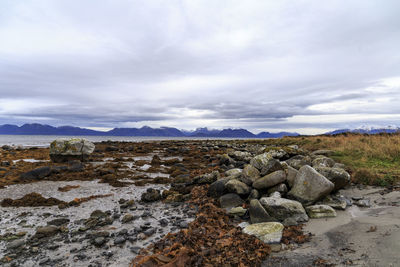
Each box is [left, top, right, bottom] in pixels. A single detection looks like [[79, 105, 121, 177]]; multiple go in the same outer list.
[[0, 135, 242, 147]]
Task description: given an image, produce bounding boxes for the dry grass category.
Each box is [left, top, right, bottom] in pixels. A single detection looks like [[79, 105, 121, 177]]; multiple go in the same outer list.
[[248, 133, 400, 187]]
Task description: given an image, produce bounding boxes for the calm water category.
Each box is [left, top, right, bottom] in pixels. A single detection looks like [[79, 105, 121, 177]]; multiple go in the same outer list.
[[0, 135, 241, 147]]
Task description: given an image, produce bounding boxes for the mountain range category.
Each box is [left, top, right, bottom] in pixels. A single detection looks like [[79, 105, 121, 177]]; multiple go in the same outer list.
[[0, 123, 299, 138]]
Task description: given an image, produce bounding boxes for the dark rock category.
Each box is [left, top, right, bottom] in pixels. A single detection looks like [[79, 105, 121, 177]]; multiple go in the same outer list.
[[141, 188, 161, 202], [207, 178, 230, 198], [114, 236, 126, 245], [252, 170, 287, 190], [33, 226, 60, 239], [249, 199, 276, 223], [47, 218, 70, 226], [225, 179, 251, 195], [260, 159, 284, 176], [20, 166, 51, 180], [219, 193, 244, 208]]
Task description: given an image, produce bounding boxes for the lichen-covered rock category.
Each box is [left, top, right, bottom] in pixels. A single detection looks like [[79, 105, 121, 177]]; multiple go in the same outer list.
[[193, 171, 220, 184], [141, 188, 161, 202], [240, 164, 260, 185], [288, 165, 334, 205], [225, 168, 242, 179], [249, 199, 275, 223], [285, 155, 312, 170], [252, 170, 286, 190], [250, 153, 273, 170], [314, 167, 351, 191], [228, 206, 247, 217], [243, 222, 284, 244], [306, 205, 337, 218], [50, 138, 95, 163], [312, 156, 335, 168], [267, 183, 288, 195], [260, 193, 308, 223], [260, 159, 284, 176], [225, 179, 251, 195]]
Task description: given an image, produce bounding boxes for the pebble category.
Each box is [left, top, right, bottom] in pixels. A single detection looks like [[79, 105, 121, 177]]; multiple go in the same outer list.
[[114, 236, 126, 245]]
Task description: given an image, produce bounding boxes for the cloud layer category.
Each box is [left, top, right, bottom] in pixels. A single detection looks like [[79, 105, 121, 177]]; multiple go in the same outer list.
[[1, 0, 400, 134]]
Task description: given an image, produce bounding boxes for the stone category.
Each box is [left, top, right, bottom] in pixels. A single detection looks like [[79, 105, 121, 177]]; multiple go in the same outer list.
[[288, 165, 334, 205], [260, 194, 308, 223], [207, 178, 230, 198], [315, 167, 351, 191], [240, 164, 260, 185], [320, 196, 347, 210], [286, 165, 298, 188], [47, 218, 70, 226], [228, 206, 247, 217], [260, 159, 284, 176], [225, 168, 242, 179], [49, 138, 95, 163], [243, 222, 284, 244], [285, 155, 312, 170], [267, 183, 288, 195], [219, 193, 244, 209], [247, 189, 260, 200], [355, 199, 371, 207], [114, 236, 126, 245], [141, 188, 161, 202], [193, 171, 220, 184], [252, 170, 286, 190], [164, 193, 184, 203], [34, 226, 60, 239], [264, 149, 288, 160], [121, 214, 135, 223], [249, 199, 275, 223], [250, 153, 273, 170], [312, 156, 335, 168], [306, 205, 337, 218], [225, 179, 251, 195], [94, 237, 106, 247], [20, 166, 51, 180], [7, 239, 25, 249], [219, 154, 235, 165]]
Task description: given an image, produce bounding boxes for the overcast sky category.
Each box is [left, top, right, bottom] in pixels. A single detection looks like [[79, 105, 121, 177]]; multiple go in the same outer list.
[[1, 0, 400, 134]]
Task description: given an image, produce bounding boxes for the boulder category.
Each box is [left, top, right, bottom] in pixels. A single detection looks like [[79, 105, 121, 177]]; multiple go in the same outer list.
[[50, 138, 95, 163], [285, 155, 312, 170], [193, 171, 220, 184], [219, 154, 235, 166], [225, 179, 251, 195], [314, 167, 350, 191], [240, 164, 260, 185], [228, 206, 247, 217], [247, 189, 260, 200], [288, 165, 334, 205], [224, 168, 242, 179], [141, 188, 161, 202], [260, 159, 284, 176], [33, 226, 60, 239], [219, 193, 244, 209], [286, 165, 298, 188], [312, 156, 335, 168], [20, 166, 51, 180], [249, 199, 276, 223], [320, 195, 347, 210], [207, 178, 230, 198], [252, 170, 286, 190], [250, 153, 273, 170], [260, 193, 308, 223], [267, 183, 288, 195], [229, 151, 252, 162], [243, 222, 284, 244], [306, 205, 337, 218]]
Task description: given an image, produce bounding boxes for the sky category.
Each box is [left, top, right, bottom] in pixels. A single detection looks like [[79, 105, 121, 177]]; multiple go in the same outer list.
[[1, 0, 400, 134]]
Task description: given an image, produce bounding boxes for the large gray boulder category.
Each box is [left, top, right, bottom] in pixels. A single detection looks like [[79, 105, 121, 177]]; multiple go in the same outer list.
[[50, 138, 95, 163], [286, 165, 299, 188], [225, 179, 251, 195], [288, 165, 334, 205], [314, 167, 351, 191], [285, 155, 312, 170], [207, 178, 230, 197], [260, 193, 308, 223], [252, 170, 286, 190]]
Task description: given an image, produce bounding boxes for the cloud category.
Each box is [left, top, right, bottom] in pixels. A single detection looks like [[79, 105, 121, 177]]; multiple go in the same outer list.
[[1, 0, 400, 134]]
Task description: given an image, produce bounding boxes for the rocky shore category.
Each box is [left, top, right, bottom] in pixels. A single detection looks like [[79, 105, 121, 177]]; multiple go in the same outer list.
[[0, 139, 399, 266]]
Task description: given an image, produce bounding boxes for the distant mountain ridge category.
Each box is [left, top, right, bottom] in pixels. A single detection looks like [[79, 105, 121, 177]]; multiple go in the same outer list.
[[0, 123, 300, 138], [325, 127, 400, 135]]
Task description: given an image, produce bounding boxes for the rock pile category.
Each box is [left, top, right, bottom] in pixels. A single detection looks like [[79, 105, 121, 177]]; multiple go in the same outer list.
[[205, 147, 351, 244]]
